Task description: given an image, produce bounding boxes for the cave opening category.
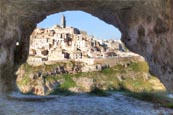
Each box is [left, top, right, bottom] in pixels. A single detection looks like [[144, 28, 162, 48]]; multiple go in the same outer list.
[[1, 1, 173, 114], [16, 11, 126, 96], [15, 11, 165, 96]]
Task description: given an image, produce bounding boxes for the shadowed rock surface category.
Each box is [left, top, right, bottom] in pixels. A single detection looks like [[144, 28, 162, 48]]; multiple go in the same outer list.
[[0, 0, 173, 93]]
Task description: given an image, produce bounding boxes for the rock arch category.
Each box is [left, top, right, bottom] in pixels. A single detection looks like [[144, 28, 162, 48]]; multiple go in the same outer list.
[[0, 0, 173, 94]]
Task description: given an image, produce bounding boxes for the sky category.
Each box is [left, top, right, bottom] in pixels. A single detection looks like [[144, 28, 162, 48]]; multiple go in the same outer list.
[[37, 11, 121, 40]]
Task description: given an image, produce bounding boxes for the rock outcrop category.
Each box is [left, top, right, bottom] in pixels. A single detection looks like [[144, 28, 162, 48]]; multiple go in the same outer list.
[[16, 65, 61, 96], [1, 0, 173, 93], [16, 61, 165, 96], [16, 61, 111, 95]]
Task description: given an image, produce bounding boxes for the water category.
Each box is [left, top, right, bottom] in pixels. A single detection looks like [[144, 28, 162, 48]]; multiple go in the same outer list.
[[0, 92, 172, 115]]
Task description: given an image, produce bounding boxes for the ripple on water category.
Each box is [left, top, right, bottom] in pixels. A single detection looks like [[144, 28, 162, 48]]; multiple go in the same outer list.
[[0, 92, 172, 115]]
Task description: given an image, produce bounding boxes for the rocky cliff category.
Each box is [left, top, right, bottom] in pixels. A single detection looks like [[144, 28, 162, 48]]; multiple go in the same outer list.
[[16, 60, 165, 96], [0, 0, 173, 93]]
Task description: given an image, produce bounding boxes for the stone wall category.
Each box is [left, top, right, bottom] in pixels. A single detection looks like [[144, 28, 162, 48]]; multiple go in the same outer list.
[[1, 0, 173, 93]]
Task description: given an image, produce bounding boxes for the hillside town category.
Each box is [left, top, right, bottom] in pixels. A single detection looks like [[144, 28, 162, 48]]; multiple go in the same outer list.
[[28, 15, 139, 64], [17, 15, 150, 97]]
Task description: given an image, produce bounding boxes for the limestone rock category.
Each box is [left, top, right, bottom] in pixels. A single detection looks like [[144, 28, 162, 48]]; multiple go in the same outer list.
[[1, 0, 173, 93], [18, 85, 32, 94], [69, 87, 83, 93], [154, 18, 169, 34], [149, 78, 166, 91], [73, 77, 95, 92], [32, 85, 47, 96], [17, 70, 60, 96]]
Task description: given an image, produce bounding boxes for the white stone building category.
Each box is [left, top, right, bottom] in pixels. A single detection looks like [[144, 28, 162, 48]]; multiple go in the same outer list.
[[28, 15, 128, 64]]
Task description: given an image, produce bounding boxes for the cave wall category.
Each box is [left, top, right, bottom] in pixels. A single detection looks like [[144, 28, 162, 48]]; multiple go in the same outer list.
[[1, 0, 173, 93]]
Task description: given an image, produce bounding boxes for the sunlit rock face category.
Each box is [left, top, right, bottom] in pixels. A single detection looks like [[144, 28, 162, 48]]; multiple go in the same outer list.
[[0, 0, 173, 93]]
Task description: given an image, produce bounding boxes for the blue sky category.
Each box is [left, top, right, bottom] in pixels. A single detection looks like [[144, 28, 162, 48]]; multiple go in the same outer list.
[[37, 11, 121, 40]]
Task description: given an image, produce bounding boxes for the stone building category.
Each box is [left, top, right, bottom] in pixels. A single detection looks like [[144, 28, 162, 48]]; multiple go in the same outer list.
[[28, 15, 127, 63]]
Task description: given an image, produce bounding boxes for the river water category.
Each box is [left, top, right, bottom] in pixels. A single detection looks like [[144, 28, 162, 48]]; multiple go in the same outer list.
[[0, 92, 173, 115]]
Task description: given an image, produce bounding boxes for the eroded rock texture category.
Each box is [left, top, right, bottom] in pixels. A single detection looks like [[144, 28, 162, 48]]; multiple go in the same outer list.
[[0, 0, 173, 93]]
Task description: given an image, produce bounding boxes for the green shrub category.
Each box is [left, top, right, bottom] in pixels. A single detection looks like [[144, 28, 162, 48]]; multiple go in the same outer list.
[[128, 61, 149, 72], [60, 74, 76, 89]]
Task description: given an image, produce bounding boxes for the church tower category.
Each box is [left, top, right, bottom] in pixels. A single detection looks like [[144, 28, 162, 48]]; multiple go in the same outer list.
[[61, 15, 66, 28]]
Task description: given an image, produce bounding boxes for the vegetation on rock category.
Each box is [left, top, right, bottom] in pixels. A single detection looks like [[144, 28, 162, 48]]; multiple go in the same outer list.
[[16, 60, 165, 96]]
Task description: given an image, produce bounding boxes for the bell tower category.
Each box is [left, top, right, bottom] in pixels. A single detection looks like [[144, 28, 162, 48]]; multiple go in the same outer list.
[[61, 15, 66, 28]]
